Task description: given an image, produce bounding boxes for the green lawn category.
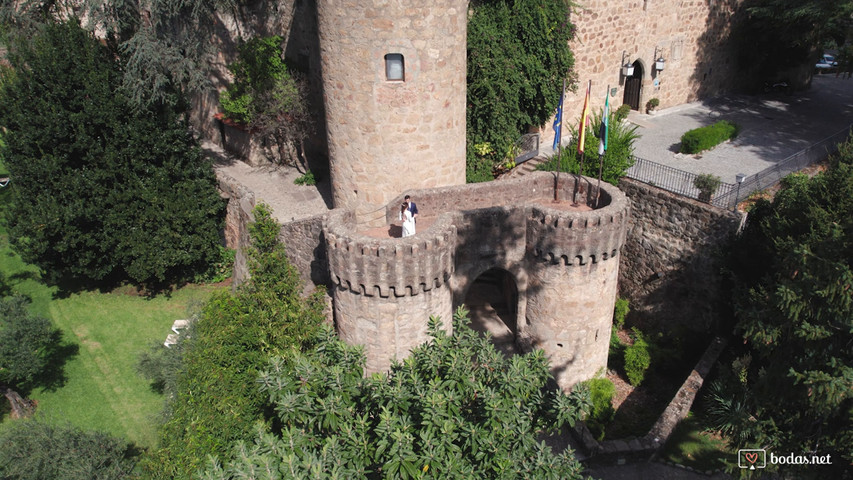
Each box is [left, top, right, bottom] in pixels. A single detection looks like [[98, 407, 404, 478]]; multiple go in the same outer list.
[[659, 416, 736, 472], [0, 179, 225, 448]]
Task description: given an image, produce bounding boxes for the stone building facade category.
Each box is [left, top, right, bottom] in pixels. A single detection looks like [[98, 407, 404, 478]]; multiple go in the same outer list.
[[541, 0, 742, 148]]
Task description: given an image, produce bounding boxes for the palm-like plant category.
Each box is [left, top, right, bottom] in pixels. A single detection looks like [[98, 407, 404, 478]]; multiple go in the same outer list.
[[538, 108, 640, 185]]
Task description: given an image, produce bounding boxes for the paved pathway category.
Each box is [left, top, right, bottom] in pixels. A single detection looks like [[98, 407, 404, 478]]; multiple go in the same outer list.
[[628, 75, 853, 184]]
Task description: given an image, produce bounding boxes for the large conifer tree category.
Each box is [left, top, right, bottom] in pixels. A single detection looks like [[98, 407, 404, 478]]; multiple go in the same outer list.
[[0, 20, 224, 286]]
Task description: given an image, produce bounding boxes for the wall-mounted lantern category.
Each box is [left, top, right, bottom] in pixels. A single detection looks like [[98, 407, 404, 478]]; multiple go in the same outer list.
[[621, 50, 635, 77], [654, 47, 666, 71]]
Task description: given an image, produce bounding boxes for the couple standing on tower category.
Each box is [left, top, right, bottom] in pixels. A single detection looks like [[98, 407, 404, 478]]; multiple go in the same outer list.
[[399, 194, 419, 238]]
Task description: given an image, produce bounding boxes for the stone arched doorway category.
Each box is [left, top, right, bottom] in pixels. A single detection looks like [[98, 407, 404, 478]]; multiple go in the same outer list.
[[463, 268, 521, 356], [623, 60, 644, 110]]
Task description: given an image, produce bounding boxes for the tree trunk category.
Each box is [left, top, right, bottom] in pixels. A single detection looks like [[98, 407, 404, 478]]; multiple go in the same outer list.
[[1, 384, 36, 419]]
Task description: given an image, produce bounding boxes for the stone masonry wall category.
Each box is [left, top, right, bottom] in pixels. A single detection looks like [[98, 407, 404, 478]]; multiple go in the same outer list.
[[525, 259, 620, 390], [540, 0, 742, 148], [618, 177, 743, 332], [217, 172, 255, 285], [316, 0, 467, 209]]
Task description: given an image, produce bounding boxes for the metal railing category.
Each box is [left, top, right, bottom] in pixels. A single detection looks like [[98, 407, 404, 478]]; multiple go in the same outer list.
[[626, 125, 852, 209], [514, 133, 540, 165]]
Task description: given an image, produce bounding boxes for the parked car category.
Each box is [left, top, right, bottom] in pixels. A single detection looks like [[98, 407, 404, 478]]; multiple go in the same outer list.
[[815, 53, 838, 72]]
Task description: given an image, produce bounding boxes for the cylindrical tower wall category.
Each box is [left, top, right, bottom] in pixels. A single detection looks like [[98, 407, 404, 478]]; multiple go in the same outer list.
[[316, 0, 467, 209], [525, 259, 620, 390], [324, 211, 457, 373], [523, 187, 631, 390]]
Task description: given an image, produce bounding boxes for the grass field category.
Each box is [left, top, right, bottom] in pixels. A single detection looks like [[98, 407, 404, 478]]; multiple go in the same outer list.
[[659, 416, 736, 472], [0, 177, 225, 448]]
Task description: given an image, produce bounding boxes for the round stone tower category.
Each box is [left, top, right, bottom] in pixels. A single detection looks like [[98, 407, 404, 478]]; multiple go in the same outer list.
[[316, 0, 467, 212]]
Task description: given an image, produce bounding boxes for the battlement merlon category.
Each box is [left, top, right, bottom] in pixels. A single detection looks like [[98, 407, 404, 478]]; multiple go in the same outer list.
[[324, 210, 457, 298]]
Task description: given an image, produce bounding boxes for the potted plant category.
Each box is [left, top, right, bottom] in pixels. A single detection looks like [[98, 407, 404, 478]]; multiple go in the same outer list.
[[645, 97, 660, 114], [694, 173, 721, 203]]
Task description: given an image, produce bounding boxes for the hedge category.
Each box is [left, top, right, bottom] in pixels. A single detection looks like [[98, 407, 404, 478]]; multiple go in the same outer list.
[[680, 120, 740, 154]]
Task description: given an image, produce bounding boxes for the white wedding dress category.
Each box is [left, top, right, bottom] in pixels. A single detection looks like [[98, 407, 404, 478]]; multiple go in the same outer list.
[[400, 209, 416, 237]]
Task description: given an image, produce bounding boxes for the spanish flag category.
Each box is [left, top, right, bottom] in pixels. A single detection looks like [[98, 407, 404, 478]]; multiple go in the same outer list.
[[577, 80, 591, 154]]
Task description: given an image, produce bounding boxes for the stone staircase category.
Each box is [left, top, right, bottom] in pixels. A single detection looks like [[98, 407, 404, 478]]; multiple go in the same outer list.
[[500, 154, 551, 180]]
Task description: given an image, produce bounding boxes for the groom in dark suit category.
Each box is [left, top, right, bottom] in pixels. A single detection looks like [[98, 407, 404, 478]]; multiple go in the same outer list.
[[404, 195, 418, 222]]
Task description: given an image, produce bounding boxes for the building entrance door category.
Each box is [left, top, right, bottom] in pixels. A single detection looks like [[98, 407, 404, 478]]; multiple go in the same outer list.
[[623, 61, 643, 110]]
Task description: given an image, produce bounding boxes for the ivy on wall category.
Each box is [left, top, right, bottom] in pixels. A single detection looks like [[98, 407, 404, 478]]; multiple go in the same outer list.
[[466, 0, 576, 182]]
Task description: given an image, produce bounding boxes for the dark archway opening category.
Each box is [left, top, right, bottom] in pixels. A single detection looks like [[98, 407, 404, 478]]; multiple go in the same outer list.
[[623, 60, 644, 110], [464, 268, 521, 357]]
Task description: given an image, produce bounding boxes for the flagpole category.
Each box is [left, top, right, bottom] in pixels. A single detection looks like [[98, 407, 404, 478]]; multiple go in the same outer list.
[[574, 80, 591, 206], [554, 79, 566, 202], [596, 85, 610, 208]]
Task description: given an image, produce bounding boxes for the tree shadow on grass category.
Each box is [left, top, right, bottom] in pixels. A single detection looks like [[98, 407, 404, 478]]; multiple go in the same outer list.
[[22, 334, 80, 396]]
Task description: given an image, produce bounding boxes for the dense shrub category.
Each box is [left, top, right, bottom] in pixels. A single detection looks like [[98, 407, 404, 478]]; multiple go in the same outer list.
[[679, 120, 740, 154], [0, 20, 224, 287], [582, 376, 616, 441], [205, 307, 591, 479], [467, 0, 575, 182], [613, 297, 630, 329], [537, 108, 639, 185], [0, 418, 137, 480], [624, 328, 651, 387], [140, 203, 326, 479], [614, 104, 631, 122]]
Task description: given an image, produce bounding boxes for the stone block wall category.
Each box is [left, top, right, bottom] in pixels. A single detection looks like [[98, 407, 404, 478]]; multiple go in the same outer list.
[[279, 214, 330, 294], [217, 172, 255, 284], [618, 177, 743, 332], [316, 0, 467, 209], [540, 0, 743, 148]]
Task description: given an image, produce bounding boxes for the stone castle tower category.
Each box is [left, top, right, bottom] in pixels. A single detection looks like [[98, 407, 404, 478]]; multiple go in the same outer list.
[[316, 0, 467, 212], [223, 0, 632, 390]]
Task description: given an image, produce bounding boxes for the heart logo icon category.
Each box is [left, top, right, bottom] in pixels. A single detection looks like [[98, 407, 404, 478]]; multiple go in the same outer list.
[[745, 452, 758, 464]]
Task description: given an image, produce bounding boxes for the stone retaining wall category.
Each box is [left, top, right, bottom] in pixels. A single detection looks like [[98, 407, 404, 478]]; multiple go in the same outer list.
[[617, 178, 743, 332], [217, 172, 255, 284], [576, 336, 728, 463]]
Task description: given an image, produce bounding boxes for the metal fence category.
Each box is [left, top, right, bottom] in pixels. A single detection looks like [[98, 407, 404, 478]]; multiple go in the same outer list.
[[626, 125, 852, 210], [514, 133, 540, 165]]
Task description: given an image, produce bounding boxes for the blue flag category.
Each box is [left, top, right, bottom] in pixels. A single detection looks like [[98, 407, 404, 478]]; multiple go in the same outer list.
[[552, 90, 564, 150]]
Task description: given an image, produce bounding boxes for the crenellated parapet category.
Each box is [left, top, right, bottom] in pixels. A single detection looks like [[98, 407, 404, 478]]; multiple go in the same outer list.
[[324, 210, 457, 298], [526, 182, 631, 266]]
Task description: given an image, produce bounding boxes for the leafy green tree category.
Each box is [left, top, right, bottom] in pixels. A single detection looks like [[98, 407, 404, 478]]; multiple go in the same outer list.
[[537, 109, 639, 186], [0, 0, 237, 108], [0, 296, 61, 390], [140, 203, 326, 480], [715, 135, 853, 473], [0, 295, 63, 417], [467, 0, 575, 182], [734, 0, 853, 84], [0, 418, 137, 480], [0, 20, 224, 287], [220, 35, 311, 165], [203, 307, 591, 480]]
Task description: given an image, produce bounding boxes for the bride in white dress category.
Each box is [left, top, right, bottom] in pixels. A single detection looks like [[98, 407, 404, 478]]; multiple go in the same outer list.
[[400, 202, 416, 237]]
